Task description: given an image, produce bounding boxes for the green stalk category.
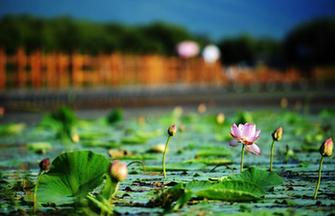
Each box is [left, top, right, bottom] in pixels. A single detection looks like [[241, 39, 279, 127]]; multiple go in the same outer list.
[[240, 144, 245, 173], [162, 136, 171, 178], [269, 140, 275, 172], [33, 171, 43, 213], [109, 182, 119, 203], [313, 156, 324, 199]]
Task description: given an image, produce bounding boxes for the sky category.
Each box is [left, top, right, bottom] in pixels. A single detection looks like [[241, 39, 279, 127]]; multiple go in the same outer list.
[[1, 0, 335, 40]]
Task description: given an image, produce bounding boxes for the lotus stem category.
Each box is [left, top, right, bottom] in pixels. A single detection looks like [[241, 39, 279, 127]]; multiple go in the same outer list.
[[313, 156, 324, 199], [240, 144, 245, 172], [162, 136, 171, 178], [109, 181, 119, 202], [33, 176, 39, 213], [269, 140, 275, 172], [33, 171, 43, 213]]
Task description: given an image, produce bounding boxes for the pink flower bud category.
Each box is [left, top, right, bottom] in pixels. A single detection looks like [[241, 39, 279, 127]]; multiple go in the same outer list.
[[319, 137, 333, 157], [109, 160, 128, 182], [39, 158, 50, 171], [272, 127, 283, 141], [168, 124, 177, 136]]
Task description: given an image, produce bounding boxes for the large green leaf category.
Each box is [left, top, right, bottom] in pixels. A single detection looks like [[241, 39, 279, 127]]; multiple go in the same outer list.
[[194, 180, 264, 201], [37, 151, 110, 206], [227, 167, 284, 191], [152, 180, 264, 211], [152, 168, 283, 210]]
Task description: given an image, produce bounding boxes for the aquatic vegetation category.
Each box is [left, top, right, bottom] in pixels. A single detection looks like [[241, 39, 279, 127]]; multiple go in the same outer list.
[[151, 168, 283, 211], [230, 123, 261, 172], [313, 137, 333, 199], [106, 108, 124, 125], [269, 127, 284, 171], [38, 106, 78, 142], [36, 151, 110, 206], [0, 123, 25, 136], [162, 124, 177, 178], [1, 108, 335, 215], [33, 158, 50, 212]]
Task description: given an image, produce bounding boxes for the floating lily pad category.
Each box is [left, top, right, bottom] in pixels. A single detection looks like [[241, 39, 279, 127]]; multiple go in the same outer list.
[[185, 158, 232, 165], [195, 147, 232, 158], [151, 168, 283, 210], [145, 162, 206, 172], [37, 150, 110, 206], [226, 167, 284, 191], [27, 142, 52, 154], [0, 123, 25, 136]]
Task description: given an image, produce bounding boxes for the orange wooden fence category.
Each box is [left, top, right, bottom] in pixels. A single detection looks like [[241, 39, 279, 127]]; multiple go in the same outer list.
[[0, 48, 303, 89]]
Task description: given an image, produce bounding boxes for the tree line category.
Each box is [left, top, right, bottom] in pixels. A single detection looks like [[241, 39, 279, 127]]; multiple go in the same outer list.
[[0, 15, 334, 67]]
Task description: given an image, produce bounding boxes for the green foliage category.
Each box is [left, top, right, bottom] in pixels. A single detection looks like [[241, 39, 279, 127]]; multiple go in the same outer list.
[[37, 151, 110, 206], [235, 112, 253, 125], [0, 123, 25, 136], [284, 17, 335, 67], [106, 108, 123, 125], [27, 142, 52, 154], [226, 167, 284, 191], [0, 15, 199, 55], [151, 168, 283, 211], [39, 106, 77, 141]]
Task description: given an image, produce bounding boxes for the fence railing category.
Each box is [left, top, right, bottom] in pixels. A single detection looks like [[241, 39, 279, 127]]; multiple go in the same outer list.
[[0, 48, 305, 89]]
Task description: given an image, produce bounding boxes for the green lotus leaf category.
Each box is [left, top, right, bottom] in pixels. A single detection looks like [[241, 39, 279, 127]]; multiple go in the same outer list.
[[37, 150, 110, 206], [152, 180, 264, 211], [152, 168, 283, 210], [227, 167, 283, 191], [145, 162, 206, 172], [0, 123, 25, 136], [194, 180, 264, 201], [27, 142, 52, 154]]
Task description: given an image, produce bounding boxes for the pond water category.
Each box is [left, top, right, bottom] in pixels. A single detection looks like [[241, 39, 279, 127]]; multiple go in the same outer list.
[[0, 106, 334, 215]]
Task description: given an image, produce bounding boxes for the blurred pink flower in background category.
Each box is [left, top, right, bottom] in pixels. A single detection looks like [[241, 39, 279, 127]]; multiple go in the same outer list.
[[177, 41, 199, 58]]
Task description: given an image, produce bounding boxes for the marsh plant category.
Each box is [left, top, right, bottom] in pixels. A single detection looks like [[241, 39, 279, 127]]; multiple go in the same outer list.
[[109, 160, 128, 200], [313, 137, 333, 199], [269, 127, 284, 171], [33, 158, 50, 212], [230, 123, 261, 172], [162, 124, 177, 178]]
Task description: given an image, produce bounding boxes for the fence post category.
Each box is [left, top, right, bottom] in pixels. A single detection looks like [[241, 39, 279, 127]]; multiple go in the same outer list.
[[0, 49, 6, 89], [30, 50, 42, 88], [17, 48, 27, 87]]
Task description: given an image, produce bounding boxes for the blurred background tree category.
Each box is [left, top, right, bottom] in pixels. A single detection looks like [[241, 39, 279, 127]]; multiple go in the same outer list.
[[0, 15, 334, 69]]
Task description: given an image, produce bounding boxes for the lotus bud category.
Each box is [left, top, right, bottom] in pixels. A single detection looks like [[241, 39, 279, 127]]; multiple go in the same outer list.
[[110, 160, 128, 182], [71, 133, 80, 143], [168, 124, 177, 136], [319, 137, 333, 157], [272, 127, 283, 141], [39, 158, 50, 171], [216, 113, 225, 125], [198, 103, 207, 113]]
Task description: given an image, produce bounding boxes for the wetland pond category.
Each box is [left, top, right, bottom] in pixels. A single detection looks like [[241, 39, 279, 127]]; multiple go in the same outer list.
[[0, 107, 334, 215]]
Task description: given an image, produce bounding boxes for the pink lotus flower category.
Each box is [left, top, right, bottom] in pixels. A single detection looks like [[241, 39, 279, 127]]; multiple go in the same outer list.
[[245, 144, 261, 155], [230, 123, 261, 145]]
